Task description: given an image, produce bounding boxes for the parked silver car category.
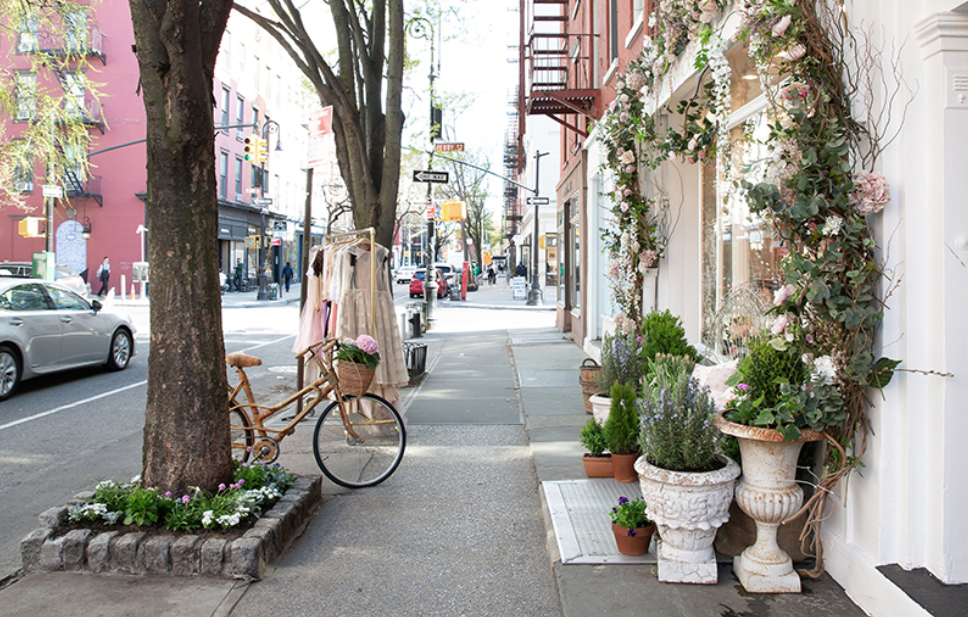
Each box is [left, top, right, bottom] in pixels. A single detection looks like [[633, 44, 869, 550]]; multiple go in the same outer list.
[[0, 279, 136, 400], [0, 262, 90, 297]]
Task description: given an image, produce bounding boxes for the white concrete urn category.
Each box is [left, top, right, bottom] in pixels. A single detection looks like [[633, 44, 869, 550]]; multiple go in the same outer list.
[[635, 454, 740, 584], [717, 417, 824, 593], [589, 393, 611, 426]]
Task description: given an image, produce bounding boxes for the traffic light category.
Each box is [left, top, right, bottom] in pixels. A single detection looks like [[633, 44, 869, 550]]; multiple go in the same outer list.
[[256, 137, 268, 163], [243, 134, 258, 162]]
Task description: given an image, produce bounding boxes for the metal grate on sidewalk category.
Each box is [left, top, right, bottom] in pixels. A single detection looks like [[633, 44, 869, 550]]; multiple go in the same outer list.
[[543, 479, 657, 565]]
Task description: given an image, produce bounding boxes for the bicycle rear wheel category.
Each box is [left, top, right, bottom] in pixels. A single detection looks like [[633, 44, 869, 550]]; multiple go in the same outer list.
[[230, 408, 254, 463], [313, 393, 406, 488]]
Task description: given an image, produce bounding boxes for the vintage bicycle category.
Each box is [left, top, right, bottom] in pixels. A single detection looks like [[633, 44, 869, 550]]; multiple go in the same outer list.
[[226, 338, 406, 488]]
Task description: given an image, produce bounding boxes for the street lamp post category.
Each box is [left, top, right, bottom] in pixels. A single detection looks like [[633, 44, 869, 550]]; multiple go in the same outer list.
[[526, 150, 549, 306], [407, 16, 439, 325], [257, 119, 281, 301]]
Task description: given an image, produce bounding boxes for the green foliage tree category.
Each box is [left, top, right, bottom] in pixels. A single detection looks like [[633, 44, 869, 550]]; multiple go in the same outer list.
[[603, 382, 640, 455]]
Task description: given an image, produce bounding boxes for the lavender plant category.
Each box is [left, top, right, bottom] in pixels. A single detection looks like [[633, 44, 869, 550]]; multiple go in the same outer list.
[[639, 355, 720, 472], [596, 328, 645, 395]]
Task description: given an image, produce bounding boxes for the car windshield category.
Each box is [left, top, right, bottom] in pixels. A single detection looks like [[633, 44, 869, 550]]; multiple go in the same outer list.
[[413, 271, 426, 281]]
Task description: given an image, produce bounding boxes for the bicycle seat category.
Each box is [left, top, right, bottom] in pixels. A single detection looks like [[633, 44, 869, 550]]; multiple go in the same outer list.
[[225, 352, 262, 368]]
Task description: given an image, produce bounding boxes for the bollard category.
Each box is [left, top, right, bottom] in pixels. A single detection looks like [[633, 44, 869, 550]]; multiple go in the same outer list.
[[408, 310, 422, 338]]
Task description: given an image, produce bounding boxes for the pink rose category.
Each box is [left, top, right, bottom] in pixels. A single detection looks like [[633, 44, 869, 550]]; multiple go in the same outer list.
[[620, 202, 630, 212], [625, 164, 636, 173], [771, 315, 792, 336], [772, 15, 792, 37], [355, 334, 379, 355], [623, 188, 632, 196]]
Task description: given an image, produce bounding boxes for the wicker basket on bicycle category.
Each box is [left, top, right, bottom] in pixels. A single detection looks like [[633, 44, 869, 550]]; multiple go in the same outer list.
[[336, 361, 376, 397]]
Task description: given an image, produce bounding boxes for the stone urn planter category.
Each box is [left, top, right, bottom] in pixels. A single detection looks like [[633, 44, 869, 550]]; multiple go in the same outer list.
[[635, 454, 740, 584], [589, 393, 610, 426], [718, 417, 823, 593]]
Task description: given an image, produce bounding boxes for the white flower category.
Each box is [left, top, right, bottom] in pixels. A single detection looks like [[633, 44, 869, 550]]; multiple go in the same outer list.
[[822, 216, 843, 236], [782, 44, 806, 61], [687, 138, 697, 151], [813, 355, 837, 385], [620, 150, 636, 165], [619, 111, 629, 123], [618, 93, 629, 105], [648, 12, 657, 28]]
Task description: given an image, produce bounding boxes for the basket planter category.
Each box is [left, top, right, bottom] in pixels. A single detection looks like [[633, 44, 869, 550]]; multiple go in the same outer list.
[[635, 454, 740, 584], [578, 358, 603, 415], [338, 361, 375, 397], [717, 417, 824, 593], [611, 523, 656, 556], [589, 393, 611, 426], [582, 454, 613, 478]]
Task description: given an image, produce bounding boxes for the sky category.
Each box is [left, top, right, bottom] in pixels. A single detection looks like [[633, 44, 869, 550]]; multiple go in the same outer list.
[[403, 0, 518, 218]]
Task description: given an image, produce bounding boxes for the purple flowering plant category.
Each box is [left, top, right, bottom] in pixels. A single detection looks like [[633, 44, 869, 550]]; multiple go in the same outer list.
[[608, 496, 652, 535], [335, 334, 382, 370]]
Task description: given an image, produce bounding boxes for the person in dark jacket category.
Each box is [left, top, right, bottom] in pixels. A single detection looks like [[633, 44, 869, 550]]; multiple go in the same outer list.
[[95, 256, 111, 297], [515, 262, 527, 278], [282, 262, 294, 293]]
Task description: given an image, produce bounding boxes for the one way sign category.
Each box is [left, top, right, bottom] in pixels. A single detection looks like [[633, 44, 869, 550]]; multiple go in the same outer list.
[[413, 170, 450, 184]]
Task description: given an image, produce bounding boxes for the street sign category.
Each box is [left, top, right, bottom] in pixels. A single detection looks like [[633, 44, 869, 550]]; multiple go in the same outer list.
[[413, 170, 449, 184], [42, 184, 63, 198], [434, 143, 465, 153], [426, 203, 436, 220], [253, 197, 273, 206], [526, 196, 550, 205]]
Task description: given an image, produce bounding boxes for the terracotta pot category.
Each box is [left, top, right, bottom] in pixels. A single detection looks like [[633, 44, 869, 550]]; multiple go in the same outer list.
[[589, 393, 611, 426], [635, 454, 740, 584], [611, 453, 639, 483], [582, 454, 613, 478], [717, 417, 823, 593], [611, 522, 655, 556]]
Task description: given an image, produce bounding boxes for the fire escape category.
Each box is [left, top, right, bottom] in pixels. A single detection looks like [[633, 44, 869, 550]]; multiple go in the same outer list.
[[523, 0, 599, 137], [32, 23, 106, 208], [503, 89, 522, 252]]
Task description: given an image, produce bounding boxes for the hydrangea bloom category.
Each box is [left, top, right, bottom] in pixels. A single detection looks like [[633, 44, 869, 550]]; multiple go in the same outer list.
[[355, 334, 379, 355], [851, 171, 890, 215]]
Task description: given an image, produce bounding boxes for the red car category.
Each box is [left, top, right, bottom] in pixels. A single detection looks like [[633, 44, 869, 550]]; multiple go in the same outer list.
[[409, 268, 449, 298]]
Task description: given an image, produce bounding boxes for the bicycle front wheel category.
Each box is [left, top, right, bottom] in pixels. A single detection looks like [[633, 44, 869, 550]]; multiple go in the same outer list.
[[313, 393, 406, 488], [230, 408, 254, 463]]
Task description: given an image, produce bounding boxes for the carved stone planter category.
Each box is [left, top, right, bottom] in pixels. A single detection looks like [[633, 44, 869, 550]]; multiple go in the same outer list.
[[635, 454, 740, 584], [589, 393, 611, 427], [718, 418, 823, 593]]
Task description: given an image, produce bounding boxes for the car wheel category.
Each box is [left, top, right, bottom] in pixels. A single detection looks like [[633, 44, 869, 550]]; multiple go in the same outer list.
[[106, 329, 132, 371], [0, 345, 21, 401]]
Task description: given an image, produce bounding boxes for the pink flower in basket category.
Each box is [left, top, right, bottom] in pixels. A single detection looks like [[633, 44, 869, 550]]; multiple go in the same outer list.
[[355, 334, 379, 355]]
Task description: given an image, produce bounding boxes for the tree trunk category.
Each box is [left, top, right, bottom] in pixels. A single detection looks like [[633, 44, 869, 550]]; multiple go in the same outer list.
[[129, 0, 234, 494]]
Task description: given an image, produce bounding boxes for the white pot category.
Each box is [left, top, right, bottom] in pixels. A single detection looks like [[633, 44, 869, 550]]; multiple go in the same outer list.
[[589, 393, 610, 426], [718, 419, 823, 593], [635, 454, 740, 584]]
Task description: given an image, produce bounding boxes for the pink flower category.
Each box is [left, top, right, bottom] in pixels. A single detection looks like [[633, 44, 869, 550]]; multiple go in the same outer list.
[[355, 334, 379, 355], [772, 15, 792, 37], [773, 284, 795, 306], [737, 383, 750, 392], [687, 138, 697, 151], [771, 314, 793, 336], [686, 157, 695, 165], [784, 44, 806, 61], [851, 171, 890, 215], [625, 164, 636, 174], [623, 188, 632, 197], [620, 202, 630, 212]]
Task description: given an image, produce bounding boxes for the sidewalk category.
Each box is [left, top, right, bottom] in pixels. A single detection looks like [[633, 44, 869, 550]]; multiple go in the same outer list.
[[0, 303, 871, 617]]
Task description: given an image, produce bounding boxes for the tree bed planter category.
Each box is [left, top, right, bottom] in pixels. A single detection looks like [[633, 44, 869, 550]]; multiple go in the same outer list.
[[718, 418, 823, 593], [20, 476, 321, 581], [582, 454, 613, 478]]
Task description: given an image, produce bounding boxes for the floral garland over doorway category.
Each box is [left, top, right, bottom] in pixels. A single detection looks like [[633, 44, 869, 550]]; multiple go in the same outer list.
[[599, 0, 902, 575]]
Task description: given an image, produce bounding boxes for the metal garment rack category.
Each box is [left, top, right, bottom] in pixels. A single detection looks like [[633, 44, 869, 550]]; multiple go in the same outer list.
[[324, 226, 377, 331]]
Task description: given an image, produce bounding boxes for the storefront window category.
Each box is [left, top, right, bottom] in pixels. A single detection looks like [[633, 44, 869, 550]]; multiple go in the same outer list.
[[701, 110, 781, 356], [558, 205, 566, 304], [570, 202, 581, 310]]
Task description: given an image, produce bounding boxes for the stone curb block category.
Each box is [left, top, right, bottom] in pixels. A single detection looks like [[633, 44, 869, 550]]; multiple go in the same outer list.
[[19, 475, 322, 580]]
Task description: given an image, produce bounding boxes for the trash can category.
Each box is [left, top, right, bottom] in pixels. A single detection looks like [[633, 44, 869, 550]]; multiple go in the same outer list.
[[402, 341, 427, 384], [266, 283, 279, 301], [405, 301, 424, 338]]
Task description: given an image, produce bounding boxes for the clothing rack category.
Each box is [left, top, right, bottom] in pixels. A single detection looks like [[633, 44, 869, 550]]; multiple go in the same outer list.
[[324, 227, 376, 330]]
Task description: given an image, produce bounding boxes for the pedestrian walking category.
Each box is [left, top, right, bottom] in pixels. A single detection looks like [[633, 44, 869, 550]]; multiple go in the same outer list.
[[95, 256, 110, 297], [282, 261, 294, 293], [219, 268, 228, 294], [234, 258, 244, 292], [487, 266, 496, 285]]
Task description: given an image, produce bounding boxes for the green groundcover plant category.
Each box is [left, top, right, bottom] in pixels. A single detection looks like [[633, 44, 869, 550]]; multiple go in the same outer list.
[[68, 459, 294, 532], [579, 417, 609, 457], [609, 496, 652, 536]]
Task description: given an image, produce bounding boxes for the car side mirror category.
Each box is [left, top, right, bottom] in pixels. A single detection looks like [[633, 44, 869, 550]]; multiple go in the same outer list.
[[91, 299, 102, 312]]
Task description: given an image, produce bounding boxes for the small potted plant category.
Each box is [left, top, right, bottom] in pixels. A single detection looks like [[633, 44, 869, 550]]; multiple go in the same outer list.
[[608, 496, 655, 556], [635, 354, 739, 584], [579, 417, 612, 478], [334, 334, 381, 397], [603, 382, 640, 482], [590, 328, 643, 425]]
